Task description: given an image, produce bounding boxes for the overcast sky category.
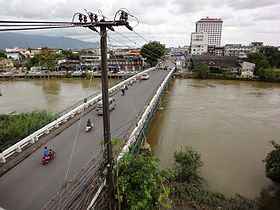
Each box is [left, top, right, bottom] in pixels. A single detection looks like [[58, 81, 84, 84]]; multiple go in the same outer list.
[[0, 0, 279, 47]]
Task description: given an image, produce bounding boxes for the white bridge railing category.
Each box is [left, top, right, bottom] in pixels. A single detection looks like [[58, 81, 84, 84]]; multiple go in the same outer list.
[[87, 67, 176, 210], [0, 68, 155, 163]]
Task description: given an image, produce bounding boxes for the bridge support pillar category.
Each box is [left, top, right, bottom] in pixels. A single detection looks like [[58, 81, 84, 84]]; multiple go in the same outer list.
[[45, 129, 50, 134], [71, 113, 75, 118]]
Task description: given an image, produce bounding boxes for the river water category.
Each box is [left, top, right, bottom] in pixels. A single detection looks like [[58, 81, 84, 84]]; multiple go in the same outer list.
[[0, 78, 120, 114], [147, 79, 280, 203]]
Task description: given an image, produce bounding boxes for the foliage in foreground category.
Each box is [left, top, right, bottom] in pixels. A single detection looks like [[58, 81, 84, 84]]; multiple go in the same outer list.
[[116, 152, 172, 210], [264, 140, 280, 184], [0, 110, 54, 151], [173, 146, 203, 182], [170, 146, 260, 209]]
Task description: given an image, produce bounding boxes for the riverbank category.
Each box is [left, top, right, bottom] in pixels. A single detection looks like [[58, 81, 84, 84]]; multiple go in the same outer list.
[[174, 71, 280, 83], [0, 72, 133, 80]]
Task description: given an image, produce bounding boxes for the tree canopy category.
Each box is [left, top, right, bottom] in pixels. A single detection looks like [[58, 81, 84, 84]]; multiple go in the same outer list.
[[141, 41, 166, 67], [247, 52, 271, 71], [193, 62, 210, 79], [259, 46, 280, 68], [116, 152, 172, 210], [264, 140, 280, 184], [32, 47, 58, 71], [0, 51, 6, 59]]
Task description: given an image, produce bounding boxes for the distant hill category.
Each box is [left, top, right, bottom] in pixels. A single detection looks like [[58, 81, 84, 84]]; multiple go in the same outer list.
[[0, 32, 99, 50]]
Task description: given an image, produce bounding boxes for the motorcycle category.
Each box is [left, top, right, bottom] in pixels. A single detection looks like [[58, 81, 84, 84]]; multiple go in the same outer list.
[[86, 123, 93, 132], [41, 149, 56, 165]]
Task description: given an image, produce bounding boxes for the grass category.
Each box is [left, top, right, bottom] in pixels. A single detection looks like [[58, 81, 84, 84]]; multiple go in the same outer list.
[[0, 110, 54, 152]]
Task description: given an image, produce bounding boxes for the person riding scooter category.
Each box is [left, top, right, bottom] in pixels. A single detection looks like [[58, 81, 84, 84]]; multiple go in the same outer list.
[[121, 85, 126, 95], [43, 146, 49, 157], [86, 119, 93, 132]]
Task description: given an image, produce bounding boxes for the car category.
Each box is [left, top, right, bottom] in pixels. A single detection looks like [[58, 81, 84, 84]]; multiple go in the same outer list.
[[71, 71, 82, 76], [141, 73, 150, 80], [96, 97, 116, 115]]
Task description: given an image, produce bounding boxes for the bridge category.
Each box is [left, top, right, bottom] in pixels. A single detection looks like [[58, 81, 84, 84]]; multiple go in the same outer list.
[[0, 64, 175, 210]]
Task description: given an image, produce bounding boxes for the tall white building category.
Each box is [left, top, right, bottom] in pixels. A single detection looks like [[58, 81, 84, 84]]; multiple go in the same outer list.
[[196, 17, 223, 47], [190, 32, 208, 55]]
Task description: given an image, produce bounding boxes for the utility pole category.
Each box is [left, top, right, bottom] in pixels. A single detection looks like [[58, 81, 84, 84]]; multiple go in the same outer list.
[[77, 11, 133, 210], [100, 22, 114, 210]]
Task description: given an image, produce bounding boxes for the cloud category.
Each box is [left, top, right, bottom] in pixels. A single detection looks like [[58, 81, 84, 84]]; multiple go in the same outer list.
[[227, 0, 279, 10], [0, 0, 279, 47]]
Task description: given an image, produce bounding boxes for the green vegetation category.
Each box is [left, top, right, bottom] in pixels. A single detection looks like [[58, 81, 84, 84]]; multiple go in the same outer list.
[[0, 110, 54, 152], [173, 146, 202, 182], [247, 46, 280, 82], [170, 146, 259, 209], [264, 140, 280, 184], [141, 41, 166, 67], [193, 62, 210, 79], [116, 152, 172, 210], [115, 146, 259, 209], [0, 50, 6, 59], [59, 49, 80, 60]]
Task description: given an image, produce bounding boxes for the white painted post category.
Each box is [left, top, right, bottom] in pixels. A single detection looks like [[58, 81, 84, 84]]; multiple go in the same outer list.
[[15, 147, 22, 153], [0, 154, 6, 163]]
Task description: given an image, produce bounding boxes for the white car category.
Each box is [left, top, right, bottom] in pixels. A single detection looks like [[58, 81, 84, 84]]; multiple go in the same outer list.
[[71, 71, 82, 76], [141, 73, 150, 80], [96, 97, 116, 115]]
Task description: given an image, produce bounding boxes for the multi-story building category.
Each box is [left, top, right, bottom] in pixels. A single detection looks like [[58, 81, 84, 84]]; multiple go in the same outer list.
[[224, 44, 254, 58], [80, 55, 102, 70], [190, 32, 208, 55], [196, 17, 223, 47]]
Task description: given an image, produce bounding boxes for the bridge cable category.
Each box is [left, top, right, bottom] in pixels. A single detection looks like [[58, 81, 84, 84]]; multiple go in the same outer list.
[[111, 31, 166, 65], [59, 71, 95, 208]]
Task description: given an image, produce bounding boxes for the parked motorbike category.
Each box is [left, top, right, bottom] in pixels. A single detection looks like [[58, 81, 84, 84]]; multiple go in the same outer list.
[[41, 149, 56, 165]]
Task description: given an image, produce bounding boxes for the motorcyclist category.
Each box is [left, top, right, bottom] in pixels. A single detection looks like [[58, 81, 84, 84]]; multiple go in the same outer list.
[[43, 146, 49, 157], [121, 85, 125, 95], [87, 119, 93, 128]]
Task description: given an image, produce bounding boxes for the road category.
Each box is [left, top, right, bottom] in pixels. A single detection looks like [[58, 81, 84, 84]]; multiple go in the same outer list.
[[0, 68, 171, 210]]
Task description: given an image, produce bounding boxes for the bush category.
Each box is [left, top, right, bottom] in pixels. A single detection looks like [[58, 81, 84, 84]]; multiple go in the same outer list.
[[194, 63, 210, 79], [0, 110, 54, 151], [116, 152, 172, 210], [173, 146, 203, 182], [264, 141, 280, 184]]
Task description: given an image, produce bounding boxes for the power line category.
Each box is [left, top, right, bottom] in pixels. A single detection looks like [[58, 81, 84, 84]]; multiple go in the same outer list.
[[0, 25, 74, 32]]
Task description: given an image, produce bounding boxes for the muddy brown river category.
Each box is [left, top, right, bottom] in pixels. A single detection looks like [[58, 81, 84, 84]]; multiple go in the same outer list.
[[147, 78, 280, 206]]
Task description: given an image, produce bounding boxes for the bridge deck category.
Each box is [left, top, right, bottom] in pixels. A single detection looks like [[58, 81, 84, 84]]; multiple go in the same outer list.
[[0, 68, 170, 210]]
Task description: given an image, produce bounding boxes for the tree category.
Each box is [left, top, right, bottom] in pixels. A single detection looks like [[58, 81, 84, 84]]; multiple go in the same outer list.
[[255, 68, 273, 81], [260, 46, 280, 68], [36, 47, 58, 71], [264, 141, 280, 184], [141, 41, 166, 67], [247, 52, 270, 71], [117, 152, 172, 210], [173, 146, 203, 182], [0, 51, 6, 59], [59, 49, 80, 60], [194, 63, 210, 79], [26, 56, 40, 70]]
